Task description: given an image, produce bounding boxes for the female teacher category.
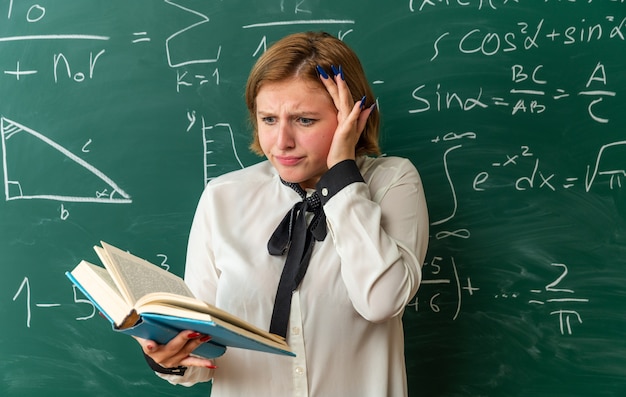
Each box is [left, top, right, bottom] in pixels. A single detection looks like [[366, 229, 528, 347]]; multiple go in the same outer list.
[[137, 31, 429, 396]]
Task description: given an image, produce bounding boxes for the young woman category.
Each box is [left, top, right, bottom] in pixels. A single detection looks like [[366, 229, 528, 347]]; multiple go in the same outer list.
[[136, 31, 429, 396]]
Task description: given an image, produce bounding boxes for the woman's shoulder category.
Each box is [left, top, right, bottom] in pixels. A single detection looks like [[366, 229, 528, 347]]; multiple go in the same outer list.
[[357, 155, 420, 181], [198, 161, 277, 201], [207, 160, 275, 186]]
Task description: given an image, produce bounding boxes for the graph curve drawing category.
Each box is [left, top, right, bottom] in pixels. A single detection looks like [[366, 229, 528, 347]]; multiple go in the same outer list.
[[1, 116, 131, 203]]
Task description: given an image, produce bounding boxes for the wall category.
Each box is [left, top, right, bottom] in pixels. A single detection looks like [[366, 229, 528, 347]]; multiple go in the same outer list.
[[1, 1, 625, 396]]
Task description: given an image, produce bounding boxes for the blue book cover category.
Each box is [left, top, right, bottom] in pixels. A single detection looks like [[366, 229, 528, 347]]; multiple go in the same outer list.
[[115, 314, 228, 359], [141, 313, 294, 357]]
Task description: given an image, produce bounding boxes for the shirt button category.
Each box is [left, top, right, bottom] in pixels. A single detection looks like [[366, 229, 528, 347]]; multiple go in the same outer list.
[[295, 366, 305, 375], [291, 327, 301, 336], [321, 187, 329, 197]]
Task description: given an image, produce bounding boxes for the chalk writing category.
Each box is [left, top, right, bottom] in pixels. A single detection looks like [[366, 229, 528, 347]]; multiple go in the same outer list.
[[12, 277, 33, 327], [0, 117, 132, 204], [410, 0, 514, 12], [409, 62, 618, 123], [6, 0, 46, 21], [2, 45, 108, 83], [508, 62, 616, 123], [53, 50, 106, 83], [474, 140, 626, 192], [131, 31, 150, 44], [164, 0, 221, 68], [60, 204, 70, 220], [157, 254, 170, 271], [430, 17, 626, 60], [429, 134, 475, 237], [12, 276, 64, 328], [192, 116, 246, 185], [1, 3, 110, 82], [242, 19, 356, 29], [528, 263, 589, 335], [176, 68, 219, 92], [73, 285, 96, 321], [408, 256, 478, 320]]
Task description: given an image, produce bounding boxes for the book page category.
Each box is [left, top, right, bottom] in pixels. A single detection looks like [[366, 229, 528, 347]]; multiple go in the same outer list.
[[96, 242, 286, 346], [96, 242, 194, 305], [69, 260, 131, 326]]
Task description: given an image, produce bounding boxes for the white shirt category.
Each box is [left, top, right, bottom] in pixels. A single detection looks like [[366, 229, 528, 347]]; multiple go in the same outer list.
[[161, 156, 429, 397]]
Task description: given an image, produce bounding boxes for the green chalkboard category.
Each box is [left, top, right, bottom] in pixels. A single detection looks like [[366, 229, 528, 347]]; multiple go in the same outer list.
[[1, 1, 625, 396]]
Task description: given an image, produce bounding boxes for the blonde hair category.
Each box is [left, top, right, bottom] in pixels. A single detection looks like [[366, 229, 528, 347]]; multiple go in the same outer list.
[[246, 31, 380, 157]]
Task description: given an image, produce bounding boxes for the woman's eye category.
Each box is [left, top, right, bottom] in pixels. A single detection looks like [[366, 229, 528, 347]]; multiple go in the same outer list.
[[261, 116, 276, 125], [298, 117, 315, 126]]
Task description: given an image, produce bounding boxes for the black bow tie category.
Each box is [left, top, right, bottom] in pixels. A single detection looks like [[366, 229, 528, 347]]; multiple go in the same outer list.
[[267, 180, 327, 338]]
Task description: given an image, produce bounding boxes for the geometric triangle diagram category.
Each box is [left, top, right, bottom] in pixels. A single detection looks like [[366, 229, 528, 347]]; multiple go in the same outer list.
[[1, 116, 131, 203]]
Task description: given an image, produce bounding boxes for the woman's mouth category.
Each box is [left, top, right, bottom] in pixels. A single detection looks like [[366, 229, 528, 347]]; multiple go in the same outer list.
[[274, 155, 303, 166]]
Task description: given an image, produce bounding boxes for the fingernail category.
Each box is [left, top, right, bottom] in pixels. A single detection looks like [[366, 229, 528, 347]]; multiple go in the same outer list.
[[146, 344, 154, 351], [206, 364, 218, 369], [200, 335, 211, 342], [359, 96, 367, 109], [316, 65, 329, 79], [188, 332, 201, 338], [330, 65, 339, 76], [339, 65, 345, 80], [369, 102, 377, 112]]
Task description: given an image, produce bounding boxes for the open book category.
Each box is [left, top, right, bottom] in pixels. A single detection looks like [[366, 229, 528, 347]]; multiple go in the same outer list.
[[66, 242, 293, 359]]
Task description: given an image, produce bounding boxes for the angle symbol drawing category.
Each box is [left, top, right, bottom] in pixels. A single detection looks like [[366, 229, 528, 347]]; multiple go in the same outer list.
[[1, 116, 131, 203]]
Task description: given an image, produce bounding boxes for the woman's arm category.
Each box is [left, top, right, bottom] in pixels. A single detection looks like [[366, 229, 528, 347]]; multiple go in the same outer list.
[[319, 158, 428, 322]]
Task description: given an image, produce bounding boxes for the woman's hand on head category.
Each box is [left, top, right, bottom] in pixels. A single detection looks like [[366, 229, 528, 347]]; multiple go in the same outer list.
[[318, 65, 375, 168], [134, 330, 217, 370]]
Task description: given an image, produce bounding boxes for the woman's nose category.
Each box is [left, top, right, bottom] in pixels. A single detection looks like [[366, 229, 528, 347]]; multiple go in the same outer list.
[[276, 123, 295, 149]]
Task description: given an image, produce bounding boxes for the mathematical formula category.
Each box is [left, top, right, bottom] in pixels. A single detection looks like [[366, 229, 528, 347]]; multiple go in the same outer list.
[[408, 256, 478, 321], [410, 258, 589, 335], [428, 135, 626, 203], [410, 62, 618, 123], [410, 0, 626, 13], [429, 16, 625, 59]]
